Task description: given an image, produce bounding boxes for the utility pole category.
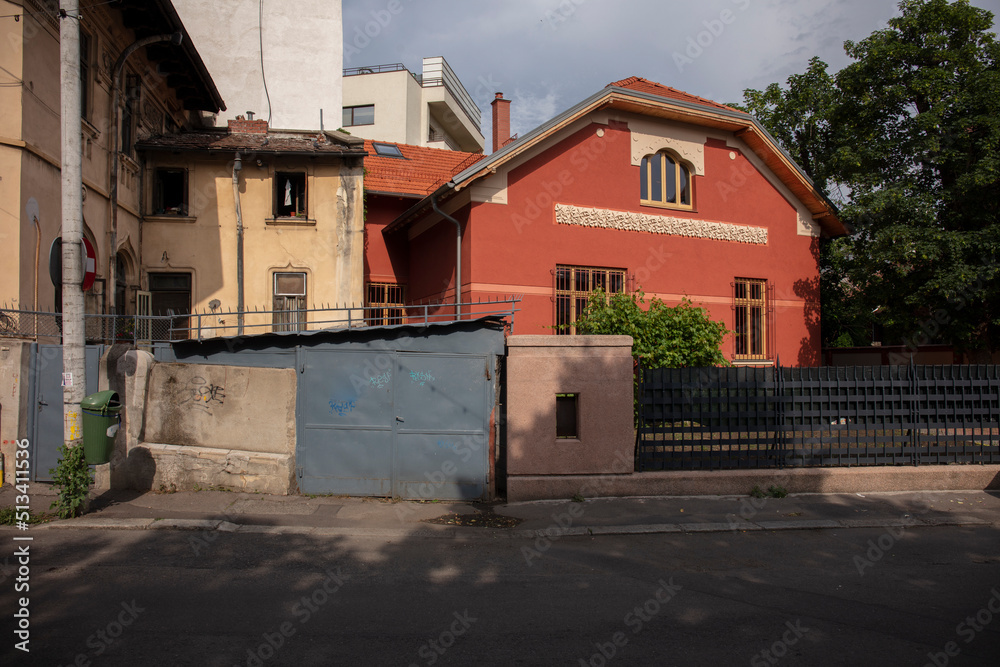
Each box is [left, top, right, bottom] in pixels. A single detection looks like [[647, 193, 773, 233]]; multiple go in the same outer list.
[[60, 0, 85, 447]]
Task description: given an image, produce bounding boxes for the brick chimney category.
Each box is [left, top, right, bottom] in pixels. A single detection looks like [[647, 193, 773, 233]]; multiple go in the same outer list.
[[491, 92, 511, 153], [228, 117, 269, 134]]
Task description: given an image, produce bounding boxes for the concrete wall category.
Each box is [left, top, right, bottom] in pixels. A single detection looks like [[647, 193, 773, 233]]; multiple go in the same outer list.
[[173, 0, 343, 130], [105, 358, 297, 494], [506, 335, 635, 498], [0, 339, 31, 486], [144, 362, 295, 454]]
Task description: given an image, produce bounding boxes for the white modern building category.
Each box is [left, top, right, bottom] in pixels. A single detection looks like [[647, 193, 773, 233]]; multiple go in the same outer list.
[[172, 0, 343, 130], [342, 57, 485, 153]]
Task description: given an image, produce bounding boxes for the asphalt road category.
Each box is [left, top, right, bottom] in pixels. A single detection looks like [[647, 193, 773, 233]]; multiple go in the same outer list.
[[2, 525, 999, 666]]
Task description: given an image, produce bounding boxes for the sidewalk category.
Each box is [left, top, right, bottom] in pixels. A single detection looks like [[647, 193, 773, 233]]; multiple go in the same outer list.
[[3, 484, 997, 538]]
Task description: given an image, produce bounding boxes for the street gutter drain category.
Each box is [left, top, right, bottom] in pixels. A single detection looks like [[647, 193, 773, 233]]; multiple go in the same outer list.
[[424, 512, 523, 528]]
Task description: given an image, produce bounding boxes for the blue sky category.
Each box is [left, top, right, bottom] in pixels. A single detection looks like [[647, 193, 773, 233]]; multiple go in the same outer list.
[[342, 0, 1000, 142]]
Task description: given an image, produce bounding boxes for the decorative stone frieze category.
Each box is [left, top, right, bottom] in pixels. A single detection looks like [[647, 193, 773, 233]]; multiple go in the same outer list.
[[554, 204, 768, 245]]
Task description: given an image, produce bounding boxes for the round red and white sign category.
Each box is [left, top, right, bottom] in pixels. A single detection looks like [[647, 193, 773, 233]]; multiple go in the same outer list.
[[82, 237, 96, 291]]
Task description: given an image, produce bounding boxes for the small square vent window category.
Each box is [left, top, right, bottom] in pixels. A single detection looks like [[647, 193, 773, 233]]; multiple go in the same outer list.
[[372, 142, 404, 158], [556, 393, 579, 439]]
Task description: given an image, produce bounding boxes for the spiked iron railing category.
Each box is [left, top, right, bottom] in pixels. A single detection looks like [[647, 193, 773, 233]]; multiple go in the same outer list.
[[0, 296, 522, 345]]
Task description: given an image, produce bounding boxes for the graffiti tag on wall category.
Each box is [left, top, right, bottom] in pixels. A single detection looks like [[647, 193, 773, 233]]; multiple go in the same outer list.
[[409, 371, 435, 386], [181, 376, 226, 414], [329, 400, 356, 416]]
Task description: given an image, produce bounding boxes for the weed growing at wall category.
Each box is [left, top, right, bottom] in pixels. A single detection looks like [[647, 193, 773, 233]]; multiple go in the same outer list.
[[49, 444, 92, 519]]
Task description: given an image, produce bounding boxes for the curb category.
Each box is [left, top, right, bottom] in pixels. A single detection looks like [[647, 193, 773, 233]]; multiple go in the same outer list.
[[28, 515, 995, 538]]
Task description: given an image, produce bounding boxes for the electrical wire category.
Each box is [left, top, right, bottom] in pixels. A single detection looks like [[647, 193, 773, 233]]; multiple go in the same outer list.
[[259, 0, 272, 125]]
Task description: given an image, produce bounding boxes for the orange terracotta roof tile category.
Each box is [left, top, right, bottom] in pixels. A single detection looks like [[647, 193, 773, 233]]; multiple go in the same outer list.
[[608, 76, 748, 114], [363, 140, 485, 197]]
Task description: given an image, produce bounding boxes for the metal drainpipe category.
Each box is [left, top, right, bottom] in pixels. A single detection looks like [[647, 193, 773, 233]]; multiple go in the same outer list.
[[233, 152, 245, 335], [431, 192, 461, 318], [108, 32, 183, 318]]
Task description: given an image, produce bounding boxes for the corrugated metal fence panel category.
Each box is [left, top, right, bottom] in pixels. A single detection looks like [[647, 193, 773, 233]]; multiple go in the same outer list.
[[637, 364, 1000, 471]]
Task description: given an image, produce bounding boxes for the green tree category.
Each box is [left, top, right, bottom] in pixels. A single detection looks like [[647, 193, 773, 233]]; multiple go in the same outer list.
[[573, 290, 729, 368], [742, 0, 1000, 359], [735, 56, 841, 197]]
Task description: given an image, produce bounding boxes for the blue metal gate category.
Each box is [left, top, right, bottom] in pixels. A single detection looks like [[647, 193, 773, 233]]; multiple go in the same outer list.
[[297, 348, 492, 499], [27, 344, 104, 481]]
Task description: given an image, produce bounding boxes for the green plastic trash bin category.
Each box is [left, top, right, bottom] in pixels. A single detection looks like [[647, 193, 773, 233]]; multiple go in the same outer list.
[[81, 390, 122, 465]]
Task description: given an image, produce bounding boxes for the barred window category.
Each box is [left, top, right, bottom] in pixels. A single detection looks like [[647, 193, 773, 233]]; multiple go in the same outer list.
[[555, 265, 626, 335], [273, 272, 306, 332], [366, 282, 405, 326], [733, 278, 768, 360]]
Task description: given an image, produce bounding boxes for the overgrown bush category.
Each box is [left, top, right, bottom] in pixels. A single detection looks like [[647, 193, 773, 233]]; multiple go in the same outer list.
[[49, 444, 92, 519], [573, 289, 729, 368]]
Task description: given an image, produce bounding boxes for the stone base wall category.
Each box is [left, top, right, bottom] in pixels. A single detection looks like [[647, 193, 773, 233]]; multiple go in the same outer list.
[[127, 443, 294, 495]]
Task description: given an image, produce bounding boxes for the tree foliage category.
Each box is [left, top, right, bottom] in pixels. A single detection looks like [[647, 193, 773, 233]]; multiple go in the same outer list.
[[741, 0, 999, 358], [573, 290, 729, 368]]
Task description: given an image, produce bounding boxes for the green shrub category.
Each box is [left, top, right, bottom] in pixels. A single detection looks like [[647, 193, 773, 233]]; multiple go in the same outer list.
[[573, 289, 729, 369], [49, 444, 92, 519]]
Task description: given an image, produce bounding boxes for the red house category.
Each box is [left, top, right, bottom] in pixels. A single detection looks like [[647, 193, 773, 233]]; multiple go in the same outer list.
[[363, 78, 847, 366]]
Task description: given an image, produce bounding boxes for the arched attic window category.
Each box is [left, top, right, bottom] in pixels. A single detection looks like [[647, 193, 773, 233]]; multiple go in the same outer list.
[[640, 150, 693, 210]]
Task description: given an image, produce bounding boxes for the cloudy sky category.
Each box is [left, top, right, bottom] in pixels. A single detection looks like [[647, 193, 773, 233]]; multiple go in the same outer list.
[[342, 0, 1000, 142]]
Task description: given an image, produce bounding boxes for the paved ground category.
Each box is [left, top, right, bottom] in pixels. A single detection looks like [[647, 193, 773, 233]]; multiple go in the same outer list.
[[2, 486, 998, 665], [2, 520, 999, 665], [3, 484, 997, 538]]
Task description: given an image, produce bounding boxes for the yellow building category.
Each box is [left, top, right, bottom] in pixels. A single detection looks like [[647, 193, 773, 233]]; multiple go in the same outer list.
[[2, 1, 365, 339], [136, 118, 366, 337], [0, 0, 225, 319]]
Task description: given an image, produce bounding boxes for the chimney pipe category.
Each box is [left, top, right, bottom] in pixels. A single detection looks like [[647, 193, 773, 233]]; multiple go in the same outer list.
[[491, 92, 511, 153]]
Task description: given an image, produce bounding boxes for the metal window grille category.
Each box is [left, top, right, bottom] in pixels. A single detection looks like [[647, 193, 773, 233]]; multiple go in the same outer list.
[[366, 282, 406, 326], [273, 272, 307, 332], [733, 278, 768, 360], [554, 265, 626, 335]]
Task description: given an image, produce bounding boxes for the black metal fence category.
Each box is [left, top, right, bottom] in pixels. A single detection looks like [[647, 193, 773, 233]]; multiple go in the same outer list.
[[636, 364, 1000, 470]]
